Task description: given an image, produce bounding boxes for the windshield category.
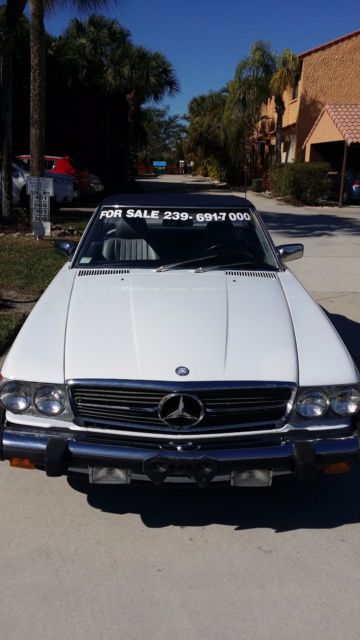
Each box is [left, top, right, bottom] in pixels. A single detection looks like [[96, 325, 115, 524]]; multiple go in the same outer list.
[[14, 158, 29, 172], [74, 205, 279, 271]]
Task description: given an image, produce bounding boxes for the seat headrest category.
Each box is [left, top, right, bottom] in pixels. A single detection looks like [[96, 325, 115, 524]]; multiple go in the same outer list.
[[116, 218, 148, 238], [205, 220, 235, 242]]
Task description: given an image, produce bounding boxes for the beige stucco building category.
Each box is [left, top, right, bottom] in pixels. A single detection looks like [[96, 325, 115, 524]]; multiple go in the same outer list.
[[256, 28, 360, 168]]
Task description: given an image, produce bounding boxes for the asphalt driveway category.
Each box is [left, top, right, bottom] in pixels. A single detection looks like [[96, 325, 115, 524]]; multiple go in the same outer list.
[[1, 175, 360, 640]]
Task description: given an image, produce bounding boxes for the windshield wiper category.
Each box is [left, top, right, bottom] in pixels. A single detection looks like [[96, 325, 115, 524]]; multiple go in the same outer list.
[[195, 262, 279, 273], [156, 254, 219, 272]]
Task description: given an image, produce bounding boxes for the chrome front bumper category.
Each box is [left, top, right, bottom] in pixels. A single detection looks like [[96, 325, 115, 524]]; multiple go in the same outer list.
[[1, 424, 360, 484]]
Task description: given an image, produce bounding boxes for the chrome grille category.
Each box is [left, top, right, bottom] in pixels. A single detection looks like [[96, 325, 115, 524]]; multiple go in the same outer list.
[[70, 383, 294, 434]]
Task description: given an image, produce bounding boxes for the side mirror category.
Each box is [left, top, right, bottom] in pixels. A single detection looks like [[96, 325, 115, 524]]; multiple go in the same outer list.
[[276, 243, 304, 263], [54, 239, 77, 259]]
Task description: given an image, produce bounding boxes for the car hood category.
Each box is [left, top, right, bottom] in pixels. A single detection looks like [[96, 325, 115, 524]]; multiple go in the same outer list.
[[3, 268, 357, 387], [64, 270, 298, 382]]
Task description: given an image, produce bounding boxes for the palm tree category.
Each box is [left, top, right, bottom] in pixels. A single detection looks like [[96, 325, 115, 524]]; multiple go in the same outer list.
[[29, 0, 116, 178], [269, 49, 299, 163], [222, 41, 298, 173], [186, 90, 227, 180], [118, 46, 180, 165], [223, 41, 276, 184], [56, 15, 131, 89], [56, 17, 179, 183], [0, 1, 27, 220]]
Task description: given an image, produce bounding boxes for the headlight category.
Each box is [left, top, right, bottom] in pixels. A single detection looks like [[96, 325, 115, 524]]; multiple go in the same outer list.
[[34, 385, 65, 416], [330, 388, 360, 416], [0, 381, 31, 413], [296, 390, 329, 418]]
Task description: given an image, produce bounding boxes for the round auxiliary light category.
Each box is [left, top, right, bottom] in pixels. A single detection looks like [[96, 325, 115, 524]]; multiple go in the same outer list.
[[330, 388, 360, 417], [0, 381, 31, 413], [34, 385, 65, 416], [296, 390, 329, 419]]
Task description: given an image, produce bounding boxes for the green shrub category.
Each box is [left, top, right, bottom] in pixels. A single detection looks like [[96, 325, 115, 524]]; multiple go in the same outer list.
[[0, 312, 25, 355], [269, 162, 330, 205], [251, 178, 264, 192], [200, 158, 226, 182]]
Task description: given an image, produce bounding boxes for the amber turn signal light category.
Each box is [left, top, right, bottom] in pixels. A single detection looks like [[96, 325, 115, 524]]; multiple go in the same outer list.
[[10, 458, 35, 470], [324, 462, 350, 475]]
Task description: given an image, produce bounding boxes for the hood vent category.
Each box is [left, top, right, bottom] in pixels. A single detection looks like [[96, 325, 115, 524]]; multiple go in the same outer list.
[[226, 270, 277, 279], [78, 269, 130, 277]]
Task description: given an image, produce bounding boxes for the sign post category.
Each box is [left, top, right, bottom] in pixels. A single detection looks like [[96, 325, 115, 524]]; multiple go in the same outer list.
[[26, 176, 54, 237], [153, 160, 167, 175]]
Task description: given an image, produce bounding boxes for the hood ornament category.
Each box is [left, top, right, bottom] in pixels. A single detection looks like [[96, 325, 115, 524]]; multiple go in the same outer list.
[[175, 366, 189, 376]]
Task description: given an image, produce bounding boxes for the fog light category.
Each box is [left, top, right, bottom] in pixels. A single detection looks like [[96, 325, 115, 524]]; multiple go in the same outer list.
[[89, 467, 131, 484], [324, 462, 350, 475], [10, 458, 35, 470], [230, 469, 272, 487]]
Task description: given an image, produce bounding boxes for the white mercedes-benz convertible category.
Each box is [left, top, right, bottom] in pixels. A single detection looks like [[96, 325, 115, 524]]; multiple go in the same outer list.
[[1, 194, 359, 487]]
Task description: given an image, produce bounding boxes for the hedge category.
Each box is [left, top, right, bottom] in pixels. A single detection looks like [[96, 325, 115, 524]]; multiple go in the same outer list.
[[269, 162, 330, 205], [251, 178, 264, 192]]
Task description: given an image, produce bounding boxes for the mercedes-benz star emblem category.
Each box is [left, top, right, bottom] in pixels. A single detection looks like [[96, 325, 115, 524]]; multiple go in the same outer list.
[[175, 366, 190, 376], [158, 394, 205, 428]]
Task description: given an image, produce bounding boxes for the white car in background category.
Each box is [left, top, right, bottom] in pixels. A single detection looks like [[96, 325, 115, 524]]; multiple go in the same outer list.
[[1, 193, 359, 490], [11, 160, 80, 209]]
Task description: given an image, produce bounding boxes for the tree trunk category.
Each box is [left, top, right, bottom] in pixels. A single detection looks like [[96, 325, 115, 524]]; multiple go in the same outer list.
[[1, 43, 14, 220], [29, 0, 45, 176], [0, 0, 27, 220], [126, 90, 138, 182], [274, 96, 285, 164]]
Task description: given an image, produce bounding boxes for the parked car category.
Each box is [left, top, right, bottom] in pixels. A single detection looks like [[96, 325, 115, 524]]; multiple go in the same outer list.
[[326, 169, 360, 204], [16, 155, 104, 195], [88, 173, 105, 193], [9, 160, 80, 210], [1, 193, 359, 489]]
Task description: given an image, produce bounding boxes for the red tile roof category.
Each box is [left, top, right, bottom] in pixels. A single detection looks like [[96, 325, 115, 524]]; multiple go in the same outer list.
[[303, 104, 360, 147], [299, 28, 360, 59], [327, 104, 360, 145]]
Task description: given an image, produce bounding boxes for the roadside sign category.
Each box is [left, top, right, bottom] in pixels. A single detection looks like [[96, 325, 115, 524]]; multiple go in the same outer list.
[[26, 176, 53, 236], [26, 176, 54, 196], [153, 161, 167, 167], [30, 193, 51, 237]]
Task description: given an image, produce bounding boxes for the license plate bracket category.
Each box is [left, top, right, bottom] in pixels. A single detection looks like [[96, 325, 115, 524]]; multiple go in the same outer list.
[[143, 455, 218, 485]]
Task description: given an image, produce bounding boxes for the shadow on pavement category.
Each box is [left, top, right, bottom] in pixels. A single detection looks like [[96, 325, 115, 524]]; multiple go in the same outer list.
[[260, 210, 360, 238], [68, 469, 360, 531], [325, 310, 360, 367], [133, 177, 216, 194]]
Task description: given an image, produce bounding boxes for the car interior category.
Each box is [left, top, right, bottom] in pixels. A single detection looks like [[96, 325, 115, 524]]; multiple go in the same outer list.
[[78, 216, 269, 267]]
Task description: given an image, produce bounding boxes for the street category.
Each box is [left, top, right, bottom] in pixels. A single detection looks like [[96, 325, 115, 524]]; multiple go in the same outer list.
[[1, 175, 360, 640]]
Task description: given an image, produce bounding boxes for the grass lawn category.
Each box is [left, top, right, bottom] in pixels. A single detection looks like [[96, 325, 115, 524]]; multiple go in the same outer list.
[[0, 312, 26, 356], [0, 237, 67, 296], [0, 237, 68, 355], [0, 208, 92, 356], [0, 205, 92, 296], [52, 207, 92, 231]]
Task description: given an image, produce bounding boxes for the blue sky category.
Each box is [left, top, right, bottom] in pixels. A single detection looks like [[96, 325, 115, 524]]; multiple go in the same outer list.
[[44, 0, 360, 117]]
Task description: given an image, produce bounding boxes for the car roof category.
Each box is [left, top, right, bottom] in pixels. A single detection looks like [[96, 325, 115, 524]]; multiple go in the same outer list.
[[100, 193, 254, 208], [16, 155, 65, 160]]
